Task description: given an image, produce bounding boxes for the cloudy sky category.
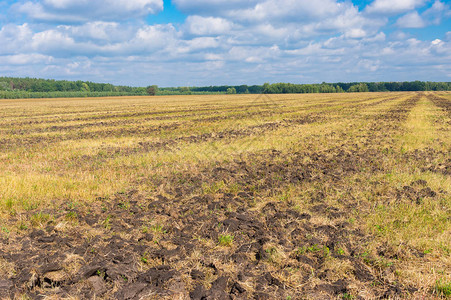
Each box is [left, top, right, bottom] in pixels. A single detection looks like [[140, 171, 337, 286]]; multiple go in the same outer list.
[[0, 0, 450, 86]]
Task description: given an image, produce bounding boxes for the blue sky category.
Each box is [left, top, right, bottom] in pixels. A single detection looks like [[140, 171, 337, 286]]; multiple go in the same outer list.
[[0, 0, 450, 86]]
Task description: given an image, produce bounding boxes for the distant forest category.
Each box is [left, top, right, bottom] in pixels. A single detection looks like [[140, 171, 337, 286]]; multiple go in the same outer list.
[[0, 77, 148, 99], [190, 81, 451, 94], [0, 77, 450, 99]]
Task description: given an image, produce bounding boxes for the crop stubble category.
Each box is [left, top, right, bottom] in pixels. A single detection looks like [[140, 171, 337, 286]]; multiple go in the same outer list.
[[0, 92, 450, 299]]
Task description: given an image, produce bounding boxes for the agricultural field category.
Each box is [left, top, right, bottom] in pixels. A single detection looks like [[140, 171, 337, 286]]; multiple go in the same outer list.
[[0, 92, 450, 299]]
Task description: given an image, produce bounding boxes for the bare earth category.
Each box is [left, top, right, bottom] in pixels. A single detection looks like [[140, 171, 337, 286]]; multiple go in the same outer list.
[[0, 92, 450, 299]]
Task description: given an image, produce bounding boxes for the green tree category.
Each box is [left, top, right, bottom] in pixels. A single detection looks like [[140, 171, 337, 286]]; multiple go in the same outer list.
[[335, 85, 345, 93], [81, 83, 90, 92], [348, 83, 368, 93], [180, 87, 191, 94], [0, 81, 11, 91], [226, 87, 237, 94], [146, 85, 158, 96], [236, 85, 248, 94]]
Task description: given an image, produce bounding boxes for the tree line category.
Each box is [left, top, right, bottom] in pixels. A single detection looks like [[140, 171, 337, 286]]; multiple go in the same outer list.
[[0, 77, 450, 99], [158, 81, 451, 95], [0, 77, 148, 93]]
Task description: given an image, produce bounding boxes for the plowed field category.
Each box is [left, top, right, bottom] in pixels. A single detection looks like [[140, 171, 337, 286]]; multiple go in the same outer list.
[[0, 92, 450, 299]]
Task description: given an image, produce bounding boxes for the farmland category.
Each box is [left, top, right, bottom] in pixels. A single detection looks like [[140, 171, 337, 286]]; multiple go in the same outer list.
[[0, 92, 450, 299]]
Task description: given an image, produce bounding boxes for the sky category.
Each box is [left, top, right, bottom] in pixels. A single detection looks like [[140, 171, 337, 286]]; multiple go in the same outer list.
[[0, 0, 450, 87]]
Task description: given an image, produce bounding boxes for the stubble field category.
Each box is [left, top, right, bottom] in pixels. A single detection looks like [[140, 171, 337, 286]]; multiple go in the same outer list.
[[0, 92, 450, 299]]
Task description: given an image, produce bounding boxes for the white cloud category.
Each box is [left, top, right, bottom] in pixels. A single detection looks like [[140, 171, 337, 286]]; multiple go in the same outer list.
[[345, 28, 367, 38], [431, 39, 442, 45], [423, 1, 451, 25], [177, 37, 221, 54], [227, 45, 280, 63], [131, 24, 179, 53], [234, 0, 341, 23], [366, 0, 427, 14], [205, 53, 223, 61], [178, 0, 384, 48], [430, 38, 450, 55], [59, 22, 124, 42], [185, 16, 233, 35], [15, 0, 163, 22], [176, 0, 383, 41], [0, 53, 53, 65], [1, 0, 451, 85], [365, 32, 386, 42], [0, 23, 33, 54], [396, 1, 450, 28], [20, 23, 179, 58], [286, 42, 346, 56], [358, 59, 380, 71], [396, 11, 426, 28], [31, 29, 76, 53], [173, 0, 258, 14], [318, 4, 378, 38]]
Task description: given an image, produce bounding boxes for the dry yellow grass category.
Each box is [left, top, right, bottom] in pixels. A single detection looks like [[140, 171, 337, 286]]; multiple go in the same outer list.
[[0, 92, 449, 299]]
